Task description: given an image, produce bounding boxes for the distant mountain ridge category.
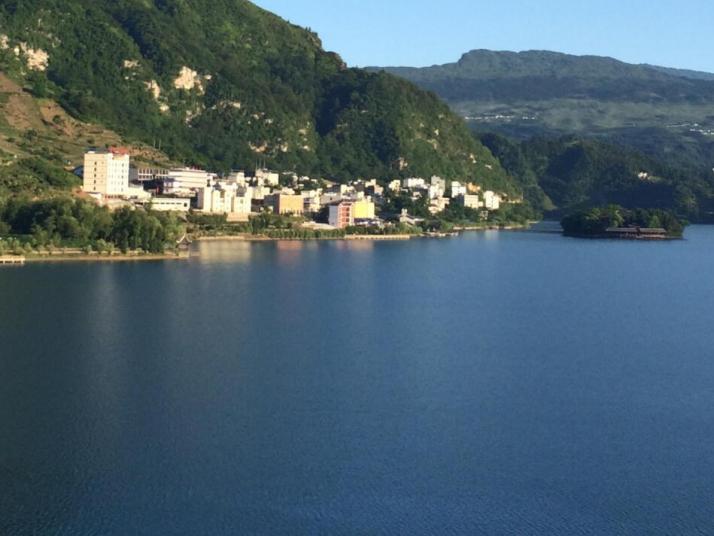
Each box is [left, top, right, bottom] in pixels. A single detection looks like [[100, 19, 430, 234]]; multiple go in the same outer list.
[[373, 49, 714, 104], [371, 49, 714, 173]]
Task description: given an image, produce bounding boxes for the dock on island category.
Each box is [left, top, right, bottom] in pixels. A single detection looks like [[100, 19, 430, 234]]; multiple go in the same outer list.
[[605, 227, 669, 240], [0, 256, 25, 265]]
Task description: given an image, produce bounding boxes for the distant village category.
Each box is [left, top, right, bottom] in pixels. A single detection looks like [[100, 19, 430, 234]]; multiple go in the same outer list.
[[81, 147, 509, 230]]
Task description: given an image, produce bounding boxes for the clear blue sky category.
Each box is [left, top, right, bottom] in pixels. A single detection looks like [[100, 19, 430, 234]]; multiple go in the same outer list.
[[253, 0, 714, 72]]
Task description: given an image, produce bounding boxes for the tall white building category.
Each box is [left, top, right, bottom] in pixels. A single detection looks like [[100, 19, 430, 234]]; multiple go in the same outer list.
[[83, 149, 131, 196]]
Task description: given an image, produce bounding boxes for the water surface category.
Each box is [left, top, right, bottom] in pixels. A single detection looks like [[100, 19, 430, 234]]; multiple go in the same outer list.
[[1, 227, 713, 534]]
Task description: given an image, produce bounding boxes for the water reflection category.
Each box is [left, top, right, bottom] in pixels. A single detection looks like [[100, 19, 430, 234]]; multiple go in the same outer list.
[[193, 241, 253, 264]]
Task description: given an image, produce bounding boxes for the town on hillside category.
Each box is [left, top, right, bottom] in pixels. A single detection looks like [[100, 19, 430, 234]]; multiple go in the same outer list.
[[81, 147, 514, 231]]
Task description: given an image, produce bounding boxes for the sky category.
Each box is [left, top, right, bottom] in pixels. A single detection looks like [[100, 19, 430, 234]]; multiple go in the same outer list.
[[253, 0, 714, 72]]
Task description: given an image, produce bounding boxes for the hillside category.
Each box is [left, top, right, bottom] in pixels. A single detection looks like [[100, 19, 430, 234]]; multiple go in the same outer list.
[[0, 71, 173, 196], [0, 0, 516, 194], [479, 133, 714, 221], [373, 50, 714, 172]]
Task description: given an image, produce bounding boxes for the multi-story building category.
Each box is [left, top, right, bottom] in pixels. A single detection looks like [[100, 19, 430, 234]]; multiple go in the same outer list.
[[265, 193, 304, 215], [251, 185, 272, 201], [352, 199, 376, 220], [329, 201, 354, 229], [302, 190, 322, 214], [431, 175, 447, 190], [231, 188, 253, 215], [82, 148, 131, 196], [388, 180, 402, 192], [428, 184, 445, 200], [148, 197, 192, 212], [131, 167, 170, 183], [450, 181, 467, 198], [255, 169, 280, 187], [429, 197, 451, 215], [460, 194, 481, 209], [483, 190, 502, 210], [402, 177, 426, 189], [227, 171, 248, 186], [164, 168, 215, 194]]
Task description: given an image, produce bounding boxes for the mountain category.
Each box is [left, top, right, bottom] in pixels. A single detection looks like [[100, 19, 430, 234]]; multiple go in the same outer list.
[[372, 50, 714, 171], [479, 134, 714, 220], [0, 1, 516, 195], [644, 65, 714, 82]]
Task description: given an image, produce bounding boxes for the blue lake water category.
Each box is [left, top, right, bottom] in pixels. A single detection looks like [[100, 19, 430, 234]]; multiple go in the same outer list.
[[1, 226, 714, 535]]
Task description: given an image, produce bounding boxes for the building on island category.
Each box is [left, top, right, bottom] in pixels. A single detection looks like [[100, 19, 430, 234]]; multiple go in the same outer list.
[[83, 148, 131, 196], [329, 201, 354, 229]]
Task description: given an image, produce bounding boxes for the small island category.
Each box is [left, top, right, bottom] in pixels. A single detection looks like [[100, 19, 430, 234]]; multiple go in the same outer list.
[[561, 205, 686, 239]]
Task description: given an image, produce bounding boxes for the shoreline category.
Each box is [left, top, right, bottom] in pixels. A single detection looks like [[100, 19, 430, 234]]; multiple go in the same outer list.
[[190, 223, 535, 244], [0, 224, 537, 265], [18, 251, 191, 264]]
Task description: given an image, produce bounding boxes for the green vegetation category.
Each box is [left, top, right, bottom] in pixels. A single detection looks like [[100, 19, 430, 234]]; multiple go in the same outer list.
[[0, 0, 517, 193], [0, 197, 184, 253], [479, 134, 714, 221], [0, 157, 80, 196], [561, 205, 686, 237]]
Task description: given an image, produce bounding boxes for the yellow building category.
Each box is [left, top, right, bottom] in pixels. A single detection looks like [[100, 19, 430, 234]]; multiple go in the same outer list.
[[352, 199, 376, 219], [266, 194, 304, 215]]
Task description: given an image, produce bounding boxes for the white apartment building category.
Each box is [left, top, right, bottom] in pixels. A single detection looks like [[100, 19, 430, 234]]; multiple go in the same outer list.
[[83, 149, 131, 196], [302, 190, 322, 213], [450, 181, 467, 198], [164, 168, 215, 194], [403, 177, 426, 189], [461, 194, 481, 209], [431, 176, 447, 190], [429, 197, 451, 215], [197, 182, 253, 215], [251, 185, 272, 201], [388, 180, 402, 192], [131, 167, 170, 183], [227, 171, 248, 186], [428, 184, 445, 200], [255, 169, 280, 187], [148, 197, 191, 212], [483, 191, 502, 210]]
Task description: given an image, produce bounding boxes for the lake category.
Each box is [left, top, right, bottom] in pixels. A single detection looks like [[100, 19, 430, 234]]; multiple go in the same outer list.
[[1, 226, 713, 535]]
